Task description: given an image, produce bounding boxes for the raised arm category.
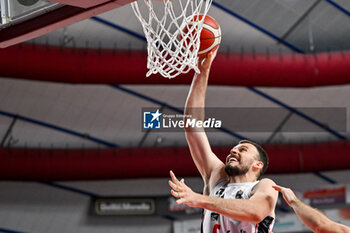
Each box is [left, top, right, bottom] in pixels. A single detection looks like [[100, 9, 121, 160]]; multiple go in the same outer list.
[[184, 47, 225, 193], [273, 185, 350, 233]]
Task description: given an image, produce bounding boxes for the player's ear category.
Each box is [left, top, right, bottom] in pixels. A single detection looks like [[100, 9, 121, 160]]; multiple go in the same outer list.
[[254, 161, 263, 169]]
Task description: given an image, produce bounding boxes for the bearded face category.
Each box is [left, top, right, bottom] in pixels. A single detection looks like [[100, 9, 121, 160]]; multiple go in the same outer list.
[[225, 143, 258, 177], [224, 163, 250, 176]]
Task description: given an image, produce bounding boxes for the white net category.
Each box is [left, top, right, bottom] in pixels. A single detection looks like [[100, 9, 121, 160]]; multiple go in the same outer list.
[[131, 0, 213, 79]]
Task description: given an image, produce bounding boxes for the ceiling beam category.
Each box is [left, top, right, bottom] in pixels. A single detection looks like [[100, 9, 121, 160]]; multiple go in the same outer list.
[[325, 0, 350, 17], [280, 0, 322, 42], [0, 109, 119, 147], [212, 1, 304, 53], [247, 87, 346, 140]]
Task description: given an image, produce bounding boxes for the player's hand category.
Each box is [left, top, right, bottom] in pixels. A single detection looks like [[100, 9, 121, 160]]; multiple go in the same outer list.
[[169, 170, 200, 207], [273, 185, 298, 206], [198, 46, 219, 73]]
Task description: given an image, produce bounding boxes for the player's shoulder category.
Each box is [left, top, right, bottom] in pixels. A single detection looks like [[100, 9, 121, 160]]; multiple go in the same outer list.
[[259, 178, 276, 186], [252, 178, 276, 193]]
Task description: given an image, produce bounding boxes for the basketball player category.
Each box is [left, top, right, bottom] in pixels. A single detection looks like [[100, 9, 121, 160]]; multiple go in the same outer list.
[[273, 185, 350, 233], [169, 47, 278, 233]]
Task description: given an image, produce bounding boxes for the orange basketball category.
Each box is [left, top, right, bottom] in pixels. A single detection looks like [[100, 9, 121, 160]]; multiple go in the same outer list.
[[181, 15, 221, 57]]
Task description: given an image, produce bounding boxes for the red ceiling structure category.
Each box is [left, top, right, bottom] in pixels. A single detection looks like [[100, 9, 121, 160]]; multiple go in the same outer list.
[[1, 140, 349, 180], [1, 44, 350, 87]]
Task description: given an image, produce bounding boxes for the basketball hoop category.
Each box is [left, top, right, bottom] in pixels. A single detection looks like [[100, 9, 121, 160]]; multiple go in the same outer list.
[[131, 0, 213, 79]]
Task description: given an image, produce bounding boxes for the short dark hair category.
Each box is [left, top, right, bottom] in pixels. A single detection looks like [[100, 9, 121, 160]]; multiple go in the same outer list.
[[239, 140, 268, 178]]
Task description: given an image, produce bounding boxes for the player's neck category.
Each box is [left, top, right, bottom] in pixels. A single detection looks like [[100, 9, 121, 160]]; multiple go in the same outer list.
[[228, 173, 257, 183]]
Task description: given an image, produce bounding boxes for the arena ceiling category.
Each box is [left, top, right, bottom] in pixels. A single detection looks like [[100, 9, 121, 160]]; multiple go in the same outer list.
[[0, 0, 349, 175]]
